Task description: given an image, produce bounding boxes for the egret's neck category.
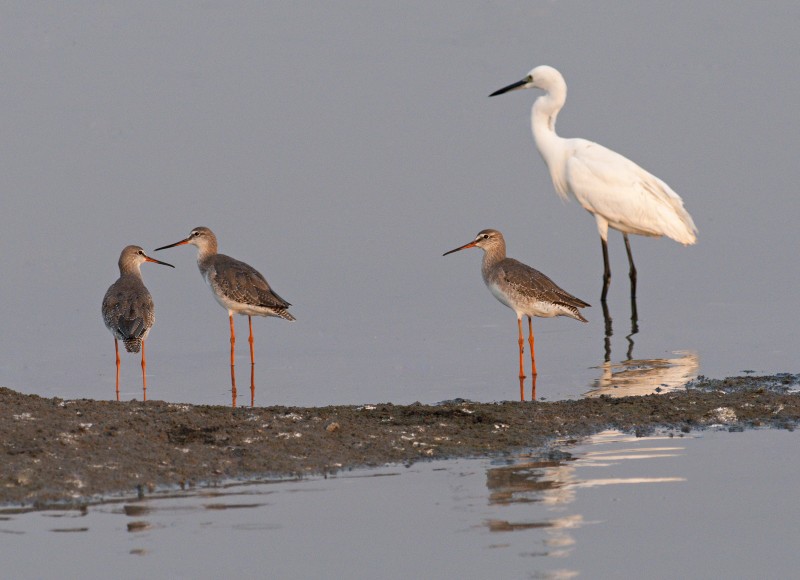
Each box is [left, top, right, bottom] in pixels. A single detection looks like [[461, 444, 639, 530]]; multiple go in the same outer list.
[[531, 90, 565, 165], [531, 82, 571, 199]]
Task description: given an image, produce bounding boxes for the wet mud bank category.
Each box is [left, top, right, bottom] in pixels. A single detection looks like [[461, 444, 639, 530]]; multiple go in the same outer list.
[[2, 374, 798, 508]]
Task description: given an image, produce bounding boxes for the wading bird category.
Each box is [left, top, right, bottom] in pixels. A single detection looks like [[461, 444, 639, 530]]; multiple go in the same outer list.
[[444, 229, 589, 399], [490, 65, 697, 302], [102, 245, 174, 401], [155, 227, 294, 406]]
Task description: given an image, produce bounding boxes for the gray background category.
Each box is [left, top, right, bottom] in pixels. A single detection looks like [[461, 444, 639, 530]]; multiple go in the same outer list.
[[1, 2, 798, 406]]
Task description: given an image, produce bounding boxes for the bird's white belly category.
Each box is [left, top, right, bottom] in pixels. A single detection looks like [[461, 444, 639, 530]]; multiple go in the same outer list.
[[204, 272, 273, 317], [210, 287, 242, 312], [489, 281, 562, 319], [525, 302, 561, 318], [489, 281, 514, 310]]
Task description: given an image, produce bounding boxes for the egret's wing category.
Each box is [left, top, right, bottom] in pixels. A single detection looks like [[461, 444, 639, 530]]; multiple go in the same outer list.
[[565, 139, 697, 243]]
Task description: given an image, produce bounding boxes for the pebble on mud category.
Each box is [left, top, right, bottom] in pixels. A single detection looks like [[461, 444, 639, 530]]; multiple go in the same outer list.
[[126, 521, 151, 532]]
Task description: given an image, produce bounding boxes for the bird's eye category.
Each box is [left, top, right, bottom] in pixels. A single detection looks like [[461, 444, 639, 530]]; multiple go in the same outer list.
[[138, 250, 145, 255], [482, 234, 489, 239], [526, 75, 533, 83]]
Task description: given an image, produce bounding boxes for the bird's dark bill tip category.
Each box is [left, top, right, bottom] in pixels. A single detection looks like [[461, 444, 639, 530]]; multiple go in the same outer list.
[[489, 78, 527, 97], [443, 242, 477, 256], [153, 239, 189, 251], [145, 256, 175, 268]]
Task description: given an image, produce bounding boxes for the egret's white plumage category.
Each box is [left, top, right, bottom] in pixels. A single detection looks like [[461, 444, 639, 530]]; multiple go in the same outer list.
[[490, 65, 697, 300]]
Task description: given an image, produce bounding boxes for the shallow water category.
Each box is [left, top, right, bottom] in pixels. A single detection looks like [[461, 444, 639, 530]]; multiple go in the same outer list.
[[2, 428, 797, 579], [1, 2, 799, 408]]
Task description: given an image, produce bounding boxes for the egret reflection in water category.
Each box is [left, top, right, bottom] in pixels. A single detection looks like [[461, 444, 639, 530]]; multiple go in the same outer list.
[[601, 296, 640, 363], [585, 351, 699, 398]]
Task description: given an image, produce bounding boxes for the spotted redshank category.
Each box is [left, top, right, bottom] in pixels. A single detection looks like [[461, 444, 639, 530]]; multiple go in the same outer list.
[[444, 229, 589, 398], [155, 227, 295, 406], [102, 245, 174, 401]]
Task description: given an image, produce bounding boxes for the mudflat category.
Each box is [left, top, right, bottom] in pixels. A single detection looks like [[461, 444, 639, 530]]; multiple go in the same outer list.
[[2, 374, 798, 508]]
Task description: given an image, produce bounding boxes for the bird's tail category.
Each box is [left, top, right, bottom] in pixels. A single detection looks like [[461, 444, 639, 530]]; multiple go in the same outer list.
[[276, 309, 296, 322], [559, 303, 589, 323], [123, 338, 142, 353]]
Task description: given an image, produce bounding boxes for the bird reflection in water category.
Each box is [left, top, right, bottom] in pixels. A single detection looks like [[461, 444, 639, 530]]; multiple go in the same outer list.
[[485, 452, 582, 560], [518, 373, 538, 402], [483, 430, 686, 566], [586, 351, 699, 398], [601, 296, 639, 363], [595, 291, 696, 397]]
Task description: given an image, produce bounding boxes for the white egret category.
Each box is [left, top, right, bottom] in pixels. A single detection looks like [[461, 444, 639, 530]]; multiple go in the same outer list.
[[490, 65, 697, 301]]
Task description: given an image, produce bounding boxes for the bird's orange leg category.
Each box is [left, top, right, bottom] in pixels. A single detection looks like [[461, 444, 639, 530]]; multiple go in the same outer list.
[[248, 315, 255, 407], [518, 317, 526, 374], [141, 340, 147, 402], [114, 339, 121, 402], [229, 314, 237, 407], [528, 317, 538, 401], [528, 316, 538, 377]]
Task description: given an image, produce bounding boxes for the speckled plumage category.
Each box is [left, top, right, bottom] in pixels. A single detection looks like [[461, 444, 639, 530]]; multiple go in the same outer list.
[[154, 227, 294, 407], [446, 229, 589, 322], [444, 229, 589, 388], [102, 246, 162, 352], [102, 245, 174, 401], [157, 227, 294, 321], [483, 255, 589, 322], [200, 252, 295, 321], [104, 283, 153, 353]]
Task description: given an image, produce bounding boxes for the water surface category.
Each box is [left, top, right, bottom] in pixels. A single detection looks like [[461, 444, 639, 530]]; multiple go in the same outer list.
[[2, 428, 797, 579]]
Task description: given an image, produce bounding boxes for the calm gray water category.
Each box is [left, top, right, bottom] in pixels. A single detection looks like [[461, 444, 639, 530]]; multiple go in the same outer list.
[[1, 2, 798, 407], [3, 428, 798, 579]]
